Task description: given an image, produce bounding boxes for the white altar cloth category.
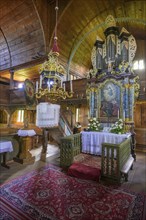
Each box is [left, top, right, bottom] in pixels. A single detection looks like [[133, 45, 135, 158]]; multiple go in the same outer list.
[[81, 131, 131, 155], [17, 129, 36, 137], [0, 141, 13, 153]]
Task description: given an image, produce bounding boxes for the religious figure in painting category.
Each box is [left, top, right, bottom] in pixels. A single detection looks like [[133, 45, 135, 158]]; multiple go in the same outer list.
[[100, 82, 120, 118]]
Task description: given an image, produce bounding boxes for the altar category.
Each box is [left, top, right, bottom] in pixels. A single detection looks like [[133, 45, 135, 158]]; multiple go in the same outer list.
[[81, 131, 131, 155], [85, 15, 139, 161]]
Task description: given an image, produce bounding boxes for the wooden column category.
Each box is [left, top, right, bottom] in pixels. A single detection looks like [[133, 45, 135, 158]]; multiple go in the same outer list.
[[40, 128, 49, 161], [9, 69, 14, 89]]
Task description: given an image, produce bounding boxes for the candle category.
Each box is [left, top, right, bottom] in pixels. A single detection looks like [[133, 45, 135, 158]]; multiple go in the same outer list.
[[39, 75, 42, 89], [48, 79, 50, 92], [118, 109, 119, 119], [70, 80, 73, 92], [63, 83, 66, 91], [123, 111, 125, 121], [36, 81, 38, 93]]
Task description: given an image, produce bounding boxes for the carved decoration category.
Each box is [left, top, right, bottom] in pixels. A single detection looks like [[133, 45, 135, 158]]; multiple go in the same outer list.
[[105, 15, 116, 28], [86, 15, 140, 124], [128, 35, 137, 63], [90, 15, 137, 74], [91, 46, 96, 69]]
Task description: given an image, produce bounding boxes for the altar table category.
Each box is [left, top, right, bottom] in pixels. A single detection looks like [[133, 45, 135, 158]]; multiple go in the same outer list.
[[81, 131, 131, 155], [0, 140, 13, 168]]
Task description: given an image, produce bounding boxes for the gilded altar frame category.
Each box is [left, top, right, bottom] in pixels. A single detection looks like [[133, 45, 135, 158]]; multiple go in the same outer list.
[[98, 79, 124, 122], [86, 79, 124, 123]]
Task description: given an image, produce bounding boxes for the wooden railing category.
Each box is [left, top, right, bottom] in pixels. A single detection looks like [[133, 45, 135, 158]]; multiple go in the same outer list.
[[60, 133, 133, 183], [59, 114, 72, 136], [60, 133, 81, 167]]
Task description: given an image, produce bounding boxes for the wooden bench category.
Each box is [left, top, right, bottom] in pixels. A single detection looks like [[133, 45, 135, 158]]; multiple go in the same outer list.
[[120, 156, 134, 181], [101, 137, 133, 183]]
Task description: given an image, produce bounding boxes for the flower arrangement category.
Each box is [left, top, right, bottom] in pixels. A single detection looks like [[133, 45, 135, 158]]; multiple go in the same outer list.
[[110, 118, 124, 134], [87, 118, 102, 131]]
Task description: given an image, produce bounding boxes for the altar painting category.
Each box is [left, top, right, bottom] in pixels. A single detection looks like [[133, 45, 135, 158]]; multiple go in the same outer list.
[[100, 82, 120, 119]]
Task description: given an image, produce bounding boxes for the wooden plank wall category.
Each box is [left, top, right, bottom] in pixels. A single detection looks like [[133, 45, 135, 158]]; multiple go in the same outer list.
[[0, 84, 10, 104], [134, 102, 146, 148], [135, 40, 146, 101]]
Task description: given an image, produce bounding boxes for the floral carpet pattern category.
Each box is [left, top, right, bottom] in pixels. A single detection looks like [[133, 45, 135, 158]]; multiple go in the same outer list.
[[0, 164, 145, 220]]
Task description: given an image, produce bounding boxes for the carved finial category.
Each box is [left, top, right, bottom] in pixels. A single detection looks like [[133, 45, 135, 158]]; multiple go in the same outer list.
[[96, 35, 103, 41], [119, 27, 130, 36], [105, 15, 116, 29]]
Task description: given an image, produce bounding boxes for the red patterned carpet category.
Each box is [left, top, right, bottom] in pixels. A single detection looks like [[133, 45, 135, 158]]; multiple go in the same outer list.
[[0, 164, 145, 220]]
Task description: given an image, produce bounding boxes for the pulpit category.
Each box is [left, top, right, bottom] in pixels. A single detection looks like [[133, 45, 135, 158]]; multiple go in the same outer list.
[[36, 102, 60, 162]]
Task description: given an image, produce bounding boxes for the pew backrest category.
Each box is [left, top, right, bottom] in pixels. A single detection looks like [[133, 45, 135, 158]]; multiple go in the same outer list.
[[101, 137, 131, 183]]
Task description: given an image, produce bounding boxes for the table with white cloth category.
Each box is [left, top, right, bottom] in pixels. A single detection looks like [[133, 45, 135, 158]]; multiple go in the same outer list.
[[81, 131, 131, 155], [0, 140, 13, 168], [17, 129, 36, 137]]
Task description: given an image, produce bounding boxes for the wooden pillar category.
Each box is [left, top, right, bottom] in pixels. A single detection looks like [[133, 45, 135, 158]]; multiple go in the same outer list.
[[40, 128, 49, 161], [7, 113, 11, 128], [9, 69, 15, 89]]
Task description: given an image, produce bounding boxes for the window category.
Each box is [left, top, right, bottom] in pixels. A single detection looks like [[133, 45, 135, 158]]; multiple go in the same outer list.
[[18, 83, 24, 88], [17, 110, 24, 122], [133, 60, 144, 70], [139, 60, 144, 69], [76, 108, 80, 122]]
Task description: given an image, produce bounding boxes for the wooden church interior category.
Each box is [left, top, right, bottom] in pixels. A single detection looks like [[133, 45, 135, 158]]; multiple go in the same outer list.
[[0, 0, 146, 215]]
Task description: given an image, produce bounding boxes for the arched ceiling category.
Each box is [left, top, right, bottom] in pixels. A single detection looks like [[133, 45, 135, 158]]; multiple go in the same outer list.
[[0, 0, 146, 82]]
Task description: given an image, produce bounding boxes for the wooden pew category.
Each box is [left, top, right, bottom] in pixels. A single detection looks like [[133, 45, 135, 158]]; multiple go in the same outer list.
[[101, 137, 134, 183]]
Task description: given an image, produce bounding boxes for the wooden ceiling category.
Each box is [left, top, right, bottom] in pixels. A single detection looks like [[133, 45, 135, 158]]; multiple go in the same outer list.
[[0, 0, 146, 82]]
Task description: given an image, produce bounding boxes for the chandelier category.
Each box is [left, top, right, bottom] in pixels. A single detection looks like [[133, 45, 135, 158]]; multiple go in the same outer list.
[[35, 0, 73, 102]]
